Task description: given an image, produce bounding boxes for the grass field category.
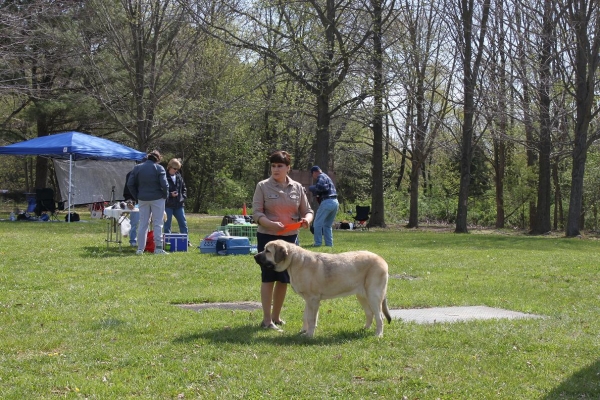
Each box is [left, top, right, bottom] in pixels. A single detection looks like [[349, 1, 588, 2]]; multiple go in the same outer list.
[[1, 212, 599, 399]]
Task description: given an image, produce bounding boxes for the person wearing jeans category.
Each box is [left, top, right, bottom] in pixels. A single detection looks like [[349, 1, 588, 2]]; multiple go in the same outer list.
[[128, 205, 140, 245], [163, 158, 188, 237], [123, 169, 140, 247], [309, 166, 339, 247]]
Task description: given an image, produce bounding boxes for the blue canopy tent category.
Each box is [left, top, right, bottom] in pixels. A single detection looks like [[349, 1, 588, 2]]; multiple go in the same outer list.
[[0, 131, 145, 220]]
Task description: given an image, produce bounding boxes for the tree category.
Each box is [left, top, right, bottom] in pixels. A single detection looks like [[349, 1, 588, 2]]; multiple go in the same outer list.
[[367, 0, 386, 227], [395, 0, 455, 228], [186, 0, 371, 171], [77, 0, 207, 150], [513, 1, 539, 230], [483, 0, 510, 228], [562, 0, 600, 237], [0, 0, 97, 188], [530, 0, 558, 234], [443, 0, 492, 233]]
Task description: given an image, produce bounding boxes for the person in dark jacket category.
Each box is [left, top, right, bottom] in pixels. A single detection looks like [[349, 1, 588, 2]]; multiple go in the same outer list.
[[164, 158, 188, 236], [127, 150, 169, 255], [309, 166, 339, 247]]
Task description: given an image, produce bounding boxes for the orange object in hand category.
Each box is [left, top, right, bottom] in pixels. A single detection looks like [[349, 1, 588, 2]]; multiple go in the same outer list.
[[276, 222, 303, 234]]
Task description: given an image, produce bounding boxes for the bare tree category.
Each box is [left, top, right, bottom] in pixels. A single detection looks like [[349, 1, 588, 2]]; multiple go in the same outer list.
[[561, 0, 600, 237], [513, 2, 539, 229], [184, 0, 371, 171], [482, 0, 510, 228], [443, 0, 493, 233], [78, 0, 206, 150], [0, 0, 91, 188], [395, 0, 455, 228], [368, 0, 386, 227], [528, 0, 559, 234]]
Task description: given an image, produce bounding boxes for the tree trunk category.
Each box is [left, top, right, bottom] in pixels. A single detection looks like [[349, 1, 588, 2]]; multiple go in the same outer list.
[[455, 115, 473, 233], [407, 160, 420, 228], [369, 0, 385, 228], [530, 0, 554, 235], [552, 160, 563, 230], [566, 128, 589, 236], [516, 7, 538, 230], [454, 0, 491, 233], [565, 0, 598, 237], [34, 115, 50, 189], [315, 94, 331, 171], [396, 144, 407, 190], [494, 138, 505, 228], [408, 80, 426, 228], [494, 0, 506, 229], [396, 100, 411, 190]]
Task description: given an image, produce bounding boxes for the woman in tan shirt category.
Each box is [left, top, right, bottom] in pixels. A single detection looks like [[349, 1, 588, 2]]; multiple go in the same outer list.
[[252, 150, 313, 331]]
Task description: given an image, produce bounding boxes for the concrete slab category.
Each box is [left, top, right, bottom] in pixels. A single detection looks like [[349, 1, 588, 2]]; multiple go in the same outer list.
[[389, 306, 544, 324]]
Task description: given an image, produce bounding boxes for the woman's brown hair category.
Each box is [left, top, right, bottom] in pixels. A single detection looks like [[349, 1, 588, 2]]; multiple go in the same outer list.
[[269, 150, 291, 165]]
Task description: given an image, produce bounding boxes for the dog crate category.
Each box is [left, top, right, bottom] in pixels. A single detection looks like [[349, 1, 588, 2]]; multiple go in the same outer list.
[[216, 236, 252, 255], [216, 224, 257, 245], [199, 238, 217, 254]]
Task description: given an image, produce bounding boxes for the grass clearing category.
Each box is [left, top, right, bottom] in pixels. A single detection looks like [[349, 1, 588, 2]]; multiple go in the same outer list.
[[1, 213, 599, 398]]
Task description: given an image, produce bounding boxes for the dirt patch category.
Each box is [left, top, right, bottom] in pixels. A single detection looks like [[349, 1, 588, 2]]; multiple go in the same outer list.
[[177, 302, 261, 311]]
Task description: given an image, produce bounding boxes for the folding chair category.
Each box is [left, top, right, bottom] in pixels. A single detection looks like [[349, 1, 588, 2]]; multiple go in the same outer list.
[[34, 188, 59, 221], [352, 205, 371, 230]]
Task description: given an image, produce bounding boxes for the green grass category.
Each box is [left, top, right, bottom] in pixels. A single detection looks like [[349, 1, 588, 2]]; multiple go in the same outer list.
[[1, 214, 599, 399]]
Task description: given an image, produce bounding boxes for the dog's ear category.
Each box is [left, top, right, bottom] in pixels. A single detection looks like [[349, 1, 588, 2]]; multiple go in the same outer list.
[[273, 242, 288, 264]]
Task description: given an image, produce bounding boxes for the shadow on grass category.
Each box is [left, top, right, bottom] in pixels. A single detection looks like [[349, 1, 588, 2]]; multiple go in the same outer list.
[[174, 324, 373, 346], [544, 359, 600, 399]]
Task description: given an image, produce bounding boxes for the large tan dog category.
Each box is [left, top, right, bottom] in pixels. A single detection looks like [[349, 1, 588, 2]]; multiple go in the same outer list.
[[254, 240, 391, 337]]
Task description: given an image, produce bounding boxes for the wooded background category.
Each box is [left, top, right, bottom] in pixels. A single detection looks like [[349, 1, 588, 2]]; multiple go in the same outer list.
[[0, 0, 599, 236]]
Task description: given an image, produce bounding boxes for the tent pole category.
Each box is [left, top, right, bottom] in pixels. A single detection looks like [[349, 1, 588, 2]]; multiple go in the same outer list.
[[68, 154, 72, 222]]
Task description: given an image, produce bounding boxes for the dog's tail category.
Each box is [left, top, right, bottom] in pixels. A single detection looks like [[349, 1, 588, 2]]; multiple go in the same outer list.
[[382, 297, 391, 323]]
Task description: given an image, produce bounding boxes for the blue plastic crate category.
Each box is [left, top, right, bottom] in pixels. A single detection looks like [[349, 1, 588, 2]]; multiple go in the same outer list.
[[216, 236, 251, 255], [199, 239, 217, 254]]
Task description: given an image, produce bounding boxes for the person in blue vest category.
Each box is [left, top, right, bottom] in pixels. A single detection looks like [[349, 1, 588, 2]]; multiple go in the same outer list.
[[309, 166, 339, 247]]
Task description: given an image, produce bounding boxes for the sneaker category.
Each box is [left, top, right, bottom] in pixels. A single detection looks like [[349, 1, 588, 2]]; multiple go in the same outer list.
[[273, 319, 286, 326], [260, 321, 283, 332], [154, 249, 169, 255], [135, 250, 144, 255]]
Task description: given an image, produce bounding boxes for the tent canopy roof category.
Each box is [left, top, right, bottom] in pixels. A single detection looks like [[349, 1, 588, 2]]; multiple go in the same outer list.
[[0, 131, 145, 161]]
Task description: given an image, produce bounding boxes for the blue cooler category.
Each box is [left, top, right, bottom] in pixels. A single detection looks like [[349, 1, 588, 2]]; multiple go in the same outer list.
[[216, 236, 251, 255], [164, 233, 188, 252]]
